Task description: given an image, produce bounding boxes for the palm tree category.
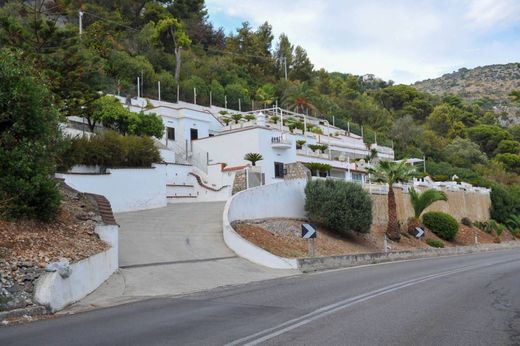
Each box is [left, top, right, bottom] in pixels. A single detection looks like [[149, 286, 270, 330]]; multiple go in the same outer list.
[[368, 160, 416, 241], [409, 188, 448, 219], [408, 187, 448, 232], [282, 81, 318, 115], [231, 113, 243, 124], [244, 153, 263, 166], [506, 215, 520, 236]]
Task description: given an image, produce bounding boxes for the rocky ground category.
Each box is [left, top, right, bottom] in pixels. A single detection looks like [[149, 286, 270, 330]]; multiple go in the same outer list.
[[233, 218, 518, 258], [0, 182, 108, 313]]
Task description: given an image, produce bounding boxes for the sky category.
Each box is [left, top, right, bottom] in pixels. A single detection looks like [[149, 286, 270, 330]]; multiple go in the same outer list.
[[205, 0, 520, 84]]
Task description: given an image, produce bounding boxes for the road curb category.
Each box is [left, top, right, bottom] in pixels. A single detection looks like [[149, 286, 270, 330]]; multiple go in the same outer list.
[[298, 241, 520, 272]]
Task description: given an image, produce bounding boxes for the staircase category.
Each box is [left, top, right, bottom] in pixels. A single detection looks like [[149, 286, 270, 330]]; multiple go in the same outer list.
[[166, 167, 199, 203]]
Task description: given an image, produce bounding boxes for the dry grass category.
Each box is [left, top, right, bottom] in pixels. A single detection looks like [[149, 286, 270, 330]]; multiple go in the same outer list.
[[0, 182, 109, 267]]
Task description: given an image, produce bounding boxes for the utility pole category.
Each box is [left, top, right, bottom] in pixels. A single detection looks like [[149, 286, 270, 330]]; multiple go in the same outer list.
[[224, 95, 227, 109], [194, 87, 197, 104], [209, 91, 212, 107], [238, 98, 241, 112], [79, 11, 83, 35], [137, 77, 140, 99], [158, 81, 161, 101], [284, 57, 288, 80], [141, 70, 144, 98]]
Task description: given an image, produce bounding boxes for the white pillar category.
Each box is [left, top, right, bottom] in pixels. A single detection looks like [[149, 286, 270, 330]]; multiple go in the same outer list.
[[137, 77, 140, 99], [158, 81, 161, 101], [79, 11, 83, 35]]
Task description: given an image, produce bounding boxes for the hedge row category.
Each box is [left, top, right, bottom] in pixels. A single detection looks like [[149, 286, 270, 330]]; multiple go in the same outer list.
[[59, 131, 161, 172]]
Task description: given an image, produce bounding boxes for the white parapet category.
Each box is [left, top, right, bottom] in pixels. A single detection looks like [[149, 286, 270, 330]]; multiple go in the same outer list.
[[223, 179, 307, 269], [34, 223, 119, 312]]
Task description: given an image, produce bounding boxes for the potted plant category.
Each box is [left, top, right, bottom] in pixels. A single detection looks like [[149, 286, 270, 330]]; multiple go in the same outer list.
[[296, 140, 306, 150], [231, 113, 243, 124], [244, 114, 256, 122], [244, 152, 263, 166]]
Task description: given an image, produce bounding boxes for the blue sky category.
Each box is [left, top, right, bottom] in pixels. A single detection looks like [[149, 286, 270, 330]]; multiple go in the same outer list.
[[205, 0, 520, 84]]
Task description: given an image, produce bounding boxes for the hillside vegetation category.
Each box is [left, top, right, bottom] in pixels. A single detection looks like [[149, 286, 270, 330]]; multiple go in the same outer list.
[[0, 0, 519, 226], [414, 63, 520, 103], [414, 63, 520, 125]]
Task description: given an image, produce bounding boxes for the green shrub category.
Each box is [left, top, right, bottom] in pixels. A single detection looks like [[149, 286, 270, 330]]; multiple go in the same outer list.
[[124, 135, 161, 167], [59, 131, 160, 172], [426, 239, 445, 248], [490, 184, 520, 224], [461, 217, 473, 227], [305, 179, 373, 235], [431, 175, 449, 182], [0, 50, 61, 220], [303, 162, 331, 176], [422, 212, 459, 241]]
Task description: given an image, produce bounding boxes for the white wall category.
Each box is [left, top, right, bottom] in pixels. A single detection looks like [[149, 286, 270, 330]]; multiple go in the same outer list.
[[34, 224, 119, 312], [223, 180, 307, 269], [57, 166, 169, 213], [193, 127, 298, 185]]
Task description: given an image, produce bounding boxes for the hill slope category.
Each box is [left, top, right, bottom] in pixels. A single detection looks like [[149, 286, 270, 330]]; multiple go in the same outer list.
[[413, 63, 520, 104]]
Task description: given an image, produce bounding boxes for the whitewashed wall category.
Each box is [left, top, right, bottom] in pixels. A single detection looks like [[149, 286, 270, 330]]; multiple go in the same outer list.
[[34, 224, 119, 312], [57, 166, 168, 213], [223, 180, 307, 269]]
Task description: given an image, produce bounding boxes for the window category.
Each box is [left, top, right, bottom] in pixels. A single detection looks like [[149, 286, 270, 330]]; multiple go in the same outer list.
[[190, 128, 198, 140], [167, 127, 175, 141], [274, 162, 285, 178], [352, 172, 364, 183]]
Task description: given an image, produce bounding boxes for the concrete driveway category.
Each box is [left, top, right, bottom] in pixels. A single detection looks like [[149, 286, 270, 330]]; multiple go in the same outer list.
[[66, 202, 296, 312]]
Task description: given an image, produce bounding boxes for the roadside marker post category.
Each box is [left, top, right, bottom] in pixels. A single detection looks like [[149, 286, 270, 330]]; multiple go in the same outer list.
[[301, 224, 317, 257], [414, 227, 425, 238]]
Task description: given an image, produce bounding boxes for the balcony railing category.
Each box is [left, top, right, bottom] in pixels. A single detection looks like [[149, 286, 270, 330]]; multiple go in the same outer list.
[[271, 136, 292, 148]]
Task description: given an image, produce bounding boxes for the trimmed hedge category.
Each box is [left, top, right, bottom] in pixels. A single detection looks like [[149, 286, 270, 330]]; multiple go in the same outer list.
[[422, 212, 459, 241], [305, 179, 373, 235]]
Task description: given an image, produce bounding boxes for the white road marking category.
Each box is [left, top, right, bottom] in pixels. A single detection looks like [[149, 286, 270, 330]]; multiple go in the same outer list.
[[226, 257, 519, 346]]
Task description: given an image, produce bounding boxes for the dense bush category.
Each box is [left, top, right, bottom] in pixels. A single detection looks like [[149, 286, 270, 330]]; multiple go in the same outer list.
[[0, 50, 60, 221], [422, 212, 459, 241], [461, 217, 473, 227], [426, 239, 445, 248], [59, 131, 161, 172], [490, 184, 520, 224], [305, 179, 373, 235]]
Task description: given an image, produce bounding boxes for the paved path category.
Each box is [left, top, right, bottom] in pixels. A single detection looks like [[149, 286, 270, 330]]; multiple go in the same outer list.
[[66, 202, 296, 312], [3, 250, 520, 345]]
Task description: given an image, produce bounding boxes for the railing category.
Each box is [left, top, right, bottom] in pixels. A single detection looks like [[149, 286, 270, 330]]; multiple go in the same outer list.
[[271, 136, 292, 145]]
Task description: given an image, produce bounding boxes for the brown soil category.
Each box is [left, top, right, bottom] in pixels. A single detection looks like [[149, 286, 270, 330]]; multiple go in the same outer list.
[[0, 182, 109, 267], [233, 218, 519, 258]]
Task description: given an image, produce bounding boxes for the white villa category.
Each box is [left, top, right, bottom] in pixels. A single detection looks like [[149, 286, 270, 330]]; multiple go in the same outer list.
[[62, 95, 489, 211]]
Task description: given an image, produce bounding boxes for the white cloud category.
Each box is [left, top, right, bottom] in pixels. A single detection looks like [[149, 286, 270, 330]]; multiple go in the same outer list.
[[206, 0, 520, 84]]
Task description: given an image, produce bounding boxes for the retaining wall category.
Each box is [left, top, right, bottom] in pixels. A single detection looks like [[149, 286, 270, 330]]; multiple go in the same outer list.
[[298, 242, 520, 272], [371, 187, 491, 225], [223, 180, 307, 269], [57, 167, 168, 212], [34, 224, 119, 312]]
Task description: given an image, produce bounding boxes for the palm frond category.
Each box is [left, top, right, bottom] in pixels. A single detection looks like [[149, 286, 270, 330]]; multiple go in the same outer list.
[[506, 214, 520, 230], [409, 187, 448, 219], [368, 160, 417, 185]]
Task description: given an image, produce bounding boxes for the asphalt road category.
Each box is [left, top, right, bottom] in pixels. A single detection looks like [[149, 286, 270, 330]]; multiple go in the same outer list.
[[68, 202, 295, 311], [2, 250, 520, 346]]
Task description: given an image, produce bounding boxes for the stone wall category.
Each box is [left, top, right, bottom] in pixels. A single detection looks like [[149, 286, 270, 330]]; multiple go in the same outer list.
[[371, 187, 491, 225], [284, 162, 311, 181], [232, 170, 247, 195]]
